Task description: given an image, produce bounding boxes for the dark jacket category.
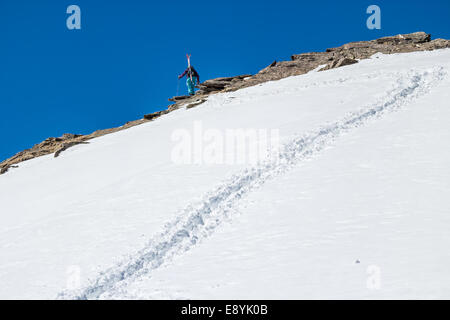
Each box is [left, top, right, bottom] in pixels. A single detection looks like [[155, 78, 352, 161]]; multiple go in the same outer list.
[[179, 66, 200, 83]]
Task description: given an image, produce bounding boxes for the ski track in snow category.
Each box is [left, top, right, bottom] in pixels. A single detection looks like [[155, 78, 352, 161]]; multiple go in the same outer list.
[[58, 67, 445, 300]]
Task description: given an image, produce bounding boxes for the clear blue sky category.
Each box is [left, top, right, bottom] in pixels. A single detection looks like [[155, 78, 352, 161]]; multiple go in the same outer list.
[[1, 0, 449, 162]]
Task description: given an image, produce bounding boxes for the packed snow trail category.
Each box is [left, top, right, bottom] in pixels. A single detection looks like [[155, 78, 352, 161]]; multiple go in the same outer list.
[[59, 67, 445, 299]]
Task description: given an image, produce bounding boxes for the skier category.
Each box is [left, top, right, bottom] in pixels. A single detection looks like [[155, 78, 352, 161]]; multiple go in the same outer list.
[[178, 54, 200, 96]]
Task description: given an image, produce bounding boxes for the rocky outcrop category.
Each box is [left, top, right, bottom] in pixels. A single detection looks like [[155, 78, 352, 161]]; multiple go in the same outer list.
[[322, 32, 440, 60], [196, 75, 252, 94], [320, 57, 358, 71], [54, 141, 90, 158], [163, 32, 448, 112], [1, 31, 449, 175], [0, 118, 150, 174], [186, 32, 448, 99], [168, 95, 191, 102], [143, 110, 169, 120], [185, 98, 207, 109], [1, 134, 83, 174]]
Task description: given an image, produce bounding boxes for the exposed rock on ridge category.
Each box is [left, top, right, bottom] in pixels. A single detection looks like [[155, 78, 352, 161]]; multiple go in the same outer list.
[[1, 32, 449, 174], [0, 119, 148, 174], [166, 32, 449, 108]]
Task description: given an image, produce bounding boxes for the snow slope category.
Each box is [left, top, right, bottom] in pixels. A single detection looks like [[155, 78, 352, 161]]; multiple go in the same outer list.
[[0, 49, 449, 299]]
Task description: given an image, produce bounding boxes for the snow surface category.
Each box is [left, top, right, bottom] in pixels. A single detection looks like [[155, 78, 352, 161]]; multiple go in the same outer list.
[[0, 49, 449, 299]]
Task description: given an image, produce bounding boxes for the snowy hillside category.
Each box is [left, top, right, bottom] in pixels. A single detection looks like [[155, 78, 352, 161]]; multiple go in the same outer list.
[[1, 49, 450, 299]]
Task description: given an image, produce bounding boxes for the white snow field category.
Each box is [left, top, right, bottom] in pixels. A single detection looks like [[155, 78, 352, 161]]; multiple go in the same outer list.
[[1, 49, 450, 299]]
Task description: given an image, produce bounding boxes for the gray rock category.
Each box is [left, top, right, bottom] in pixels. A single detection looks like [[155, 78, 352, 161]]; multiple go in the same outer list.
[[321, 57, 358, 71]]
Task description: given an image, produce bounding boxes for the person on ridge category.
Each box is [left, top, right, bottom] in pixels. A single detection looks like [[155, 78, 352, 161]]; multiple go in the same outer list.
[[178, 65, 200, 96]]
